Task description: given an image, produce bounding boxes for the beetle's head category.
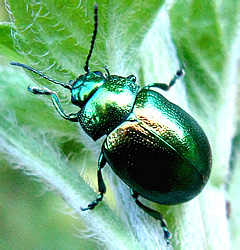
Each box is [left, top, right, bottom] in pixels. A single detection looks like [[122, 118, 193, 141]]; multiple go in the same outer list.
[[71, 70, 107, 108]]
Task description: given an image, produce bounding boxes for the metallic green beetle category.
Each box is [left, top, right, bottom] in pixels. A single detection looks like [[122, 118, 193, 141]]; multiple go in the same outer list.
[[11, 4, 212, 244]]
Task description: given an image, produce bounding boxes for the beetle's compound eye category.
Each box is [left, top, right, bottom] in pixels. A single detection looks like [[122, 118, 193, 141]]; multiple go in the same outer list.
[[71, 95, 79, 106], [127, 75, 136, 83], [93, 71, 104, 77]]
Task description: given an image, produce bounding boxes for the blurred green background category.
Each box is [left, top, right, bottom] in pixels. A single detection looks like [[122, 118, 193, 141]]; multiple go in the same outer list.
[[0, 1, 96, 248], [0, 157, 97, 249]]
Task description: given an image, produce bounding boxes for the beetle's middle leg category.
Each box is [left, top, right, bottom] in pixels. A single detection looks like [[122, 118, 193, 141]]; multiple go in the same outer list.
[[28, 86, 78, 122], [81, 152, 107, 211], [145, 68, 185, 91], [131, 189, 171, 245]]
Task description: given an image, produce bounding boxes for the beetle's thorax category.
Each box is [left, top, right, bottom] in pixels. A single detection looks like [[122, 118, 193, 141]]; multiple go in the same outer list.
[[77, 74, 139, 140]]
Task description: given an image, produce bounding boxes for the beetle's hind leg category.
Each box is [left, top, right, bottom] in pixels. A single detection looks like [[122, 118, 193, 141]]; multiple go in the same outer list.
[[131, 189, 171, 245], [81, 153, 107, 211]]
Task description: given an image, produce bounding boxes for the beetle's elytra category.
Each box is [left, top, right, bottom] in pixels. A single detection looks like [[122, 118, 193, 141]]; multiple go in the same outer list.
[[11, 4, 212, 245]]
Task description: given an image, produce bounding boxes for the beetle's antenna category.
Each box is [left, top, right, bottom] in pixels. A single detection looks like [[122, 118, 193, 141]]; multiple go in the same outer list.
[[84, 4, 98, 73], [10, 62, 72, 90]]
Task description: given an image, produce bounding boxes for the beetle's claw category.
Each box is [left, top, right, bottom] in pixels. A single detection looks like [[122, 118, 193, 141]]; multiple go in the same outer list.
[[80, 206, 91, 211], [176, 68, 185, 78], [80, 200, 98, 211]]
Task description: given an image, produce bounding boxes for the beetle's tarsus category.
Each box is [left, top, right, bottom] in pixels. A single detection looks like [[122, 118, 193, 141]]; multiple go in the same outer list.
[[131, 189, 171, 245], [28, 86, 52, 95], [146, 68, 185, 91], [163, 229, 171, 245], [161, 220, 172, 244], [81, 193, 103, 211], [169, 68, 185, 88]]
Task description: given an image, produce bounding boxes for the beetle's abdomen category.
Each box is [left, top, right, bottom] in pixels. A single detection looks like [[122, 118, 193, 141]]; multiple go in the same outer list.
[[103, 88, 212, 205]]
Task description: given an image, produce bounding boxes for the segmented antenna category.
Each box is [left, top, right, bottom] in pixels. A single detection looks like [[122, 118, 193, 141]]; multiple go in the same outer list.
[[84, 4, 98, 73], [10, 62, 72, 90]]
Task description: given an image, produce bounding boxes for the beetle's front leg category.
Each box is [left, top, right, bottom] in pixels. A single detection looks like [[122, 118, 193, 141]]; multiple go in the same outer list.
[[145, 68, 185, 91], [131, 189, 171, 245], [28, 86, 78, 122], [81, 152, 107, 211]]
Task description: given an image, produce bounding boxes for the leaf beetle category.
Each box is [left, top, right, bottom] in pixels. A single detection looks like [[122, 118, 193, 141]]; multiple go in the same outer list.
[[11, 4, 212, 245]]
